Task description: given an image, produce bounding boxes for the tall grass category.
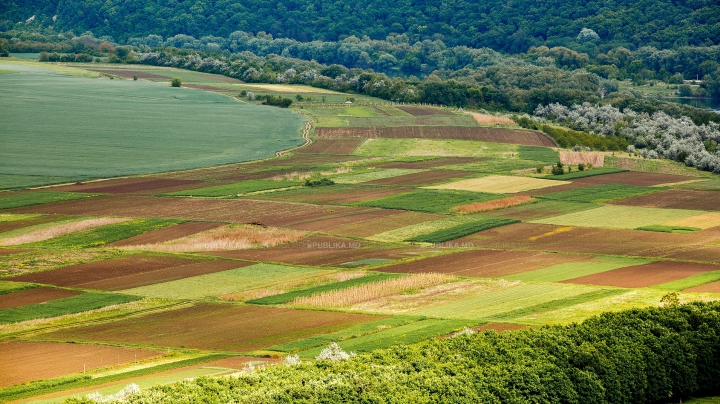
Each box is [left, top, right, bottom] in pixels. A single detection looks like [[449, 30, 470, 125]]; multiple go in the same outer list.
[[293, 273, 454, 308], [453, 195, 535, 214], [0, 218, 129, 246], [123, 224, 305, 252]]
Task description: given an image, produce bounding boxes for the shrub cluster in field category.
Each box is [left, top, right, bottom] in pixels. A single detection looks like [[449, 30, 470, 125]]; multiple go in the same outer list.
[[515, 116, 628, 151], [407, 217, 519, 243], [66, 302, 720, 403]]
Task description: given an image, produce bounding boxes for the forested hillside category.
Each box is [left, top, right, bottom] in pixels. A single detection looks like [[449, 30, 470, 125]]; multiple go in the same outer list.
[[1, 0, 719, 51]]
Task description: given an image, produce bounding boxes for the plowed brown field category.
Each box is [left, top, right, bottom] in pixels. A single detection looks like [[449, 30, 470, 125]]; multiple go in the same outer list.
[[6, 255, 249, 290], [254, 186, 413, 204], [0, 248, 31, 256], [11, 196, 375, 227], [610, 189, 720, 210], [365, 170, 471, 186], [376, 249, 591, 278], [296, 139, 364, 154], [285, 209, 409, 232], [453, 222, 720, 260], [43, 303, 384, 352], [562, 261, 719, 287], [57, 178, 207, 195], [0, 287, 82, 309], [0, 215, 71, 233], [108, 222, 225, 247], [0, 341, 160, 387], [315, 127, 556, 147], [683, 280, 720, 293]]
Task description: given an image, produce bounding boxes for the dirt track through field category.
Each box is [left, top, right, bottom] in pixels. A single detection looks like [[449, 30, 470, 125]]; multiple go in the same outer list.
[[0, 341, 161, 387], [376, 249, 591, 278], [43, 303, 384, 352], [108, 222, 225, 247], [0, 287, 82, 309], [57, 178, 207, 195], [315, 127, 556, 147], [562, 261, 719, 288]]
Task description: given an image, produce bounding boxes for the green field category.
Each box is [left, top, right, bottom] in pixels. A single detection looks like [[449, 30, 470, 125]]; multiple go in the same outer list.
[[651, 271, 720, 291], [0, 292, 140, 324], [545, 168, 627, 180], [29, 218, 182, 248], [407, 217, 519, 243], [0, 63, 306, 189], [165, 180, 301, 197], [537, 183, 662, 203], [517, 146, 559, 163], [122, 263, 328, 299], [0, 280, 35, 294], [267, 316, 423, 352], [409, 283, 604, 320], [0, 192, 99, 210], [297, 318, 479, 358], [504, 257, 651, 283], [332, 168, 424, 184], [368, 215, 490, 242], [358, 189, 503, 213], [248, 272, 404, 305], [532, 205, 701, 229]]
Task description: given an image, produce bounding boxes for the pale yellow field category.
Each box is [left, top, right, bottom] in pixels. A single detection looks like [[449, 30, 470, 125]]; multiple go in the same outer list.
[[464, 111, 516, 125], [664, 212, 720, 229], [122, 224, 305, 252], [426, 175, 570, 193], [242, 84, 339, 94], [0, 217, 130, 246]]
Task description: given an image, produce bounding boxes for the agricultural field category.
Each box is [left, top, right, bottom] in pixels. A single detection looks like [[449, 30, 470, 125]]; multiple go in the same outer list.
[[3, 60, 720, 402], [0, 62, 306, 189]]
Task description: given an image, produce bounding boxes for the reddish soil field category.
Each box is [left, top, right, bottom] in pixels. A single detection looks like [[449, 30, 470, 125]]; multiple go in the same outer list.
[[254, 185, 413, 205], [89, 69, 169, 79], [610, 189, 720, 210], [684, 280, 720, 293], [285, 209, 409, 232], [396, 106, 455, 116], [56, 178, 207, 195], [315, 127, 556, 147], [296, 139, 364, 155], [0, 287, 81, 309], [11, 195, 375, 227], [210, 236, 423, 266], [563, 261, 719, 288], [574, 171, 695, 186], [0, 248, 31, 256], [107, 221, 225, 247], [0, 341, 161, 387], [663, 245, 720, 264], [328, 211, 444, 238], [6, 255, 249, 290], [364, 170, 472, 186], [376, 249, 591, 278], [43, 303, 384, 352], [0, 215, 71, 233], [452, 222, 720, 260], [375, 157, 486, 169]]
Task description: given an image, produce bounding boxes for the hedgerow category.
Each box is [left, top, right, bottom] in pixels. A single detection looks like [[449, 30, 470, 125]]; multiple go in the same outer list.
[[68, 302, 720, 403]]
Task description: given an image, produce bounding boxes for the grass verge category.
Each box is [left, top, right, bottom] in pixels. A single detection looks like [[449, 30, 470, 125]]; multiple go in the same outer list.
[[0, 292, 141, 324]]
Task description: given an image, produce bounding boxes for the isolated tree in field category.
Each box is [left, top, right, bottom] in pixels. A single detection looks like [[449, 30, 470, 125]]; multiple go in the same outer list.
[[171, 77, 182, 87]]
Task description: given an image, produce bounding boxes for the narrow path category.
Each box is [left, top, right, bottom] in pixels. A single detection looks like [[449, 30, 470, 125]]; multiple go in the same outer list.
[[276, 111, 314, 157]]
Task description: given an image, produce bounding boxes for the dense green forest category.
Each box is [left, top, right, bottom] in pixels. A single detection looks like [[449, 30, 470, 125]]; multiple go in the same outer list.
[[65, 302, 720, 403], [1, 0, 719, 52]]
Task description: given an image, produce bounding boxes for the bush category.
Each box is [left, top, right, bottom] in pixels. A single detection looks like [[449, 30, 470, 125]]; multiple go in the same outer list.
[[551, 161, 564, 175], [170, 77, 182, 87], [262, 95, 293, 108], [304, 178, 335, 187]]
